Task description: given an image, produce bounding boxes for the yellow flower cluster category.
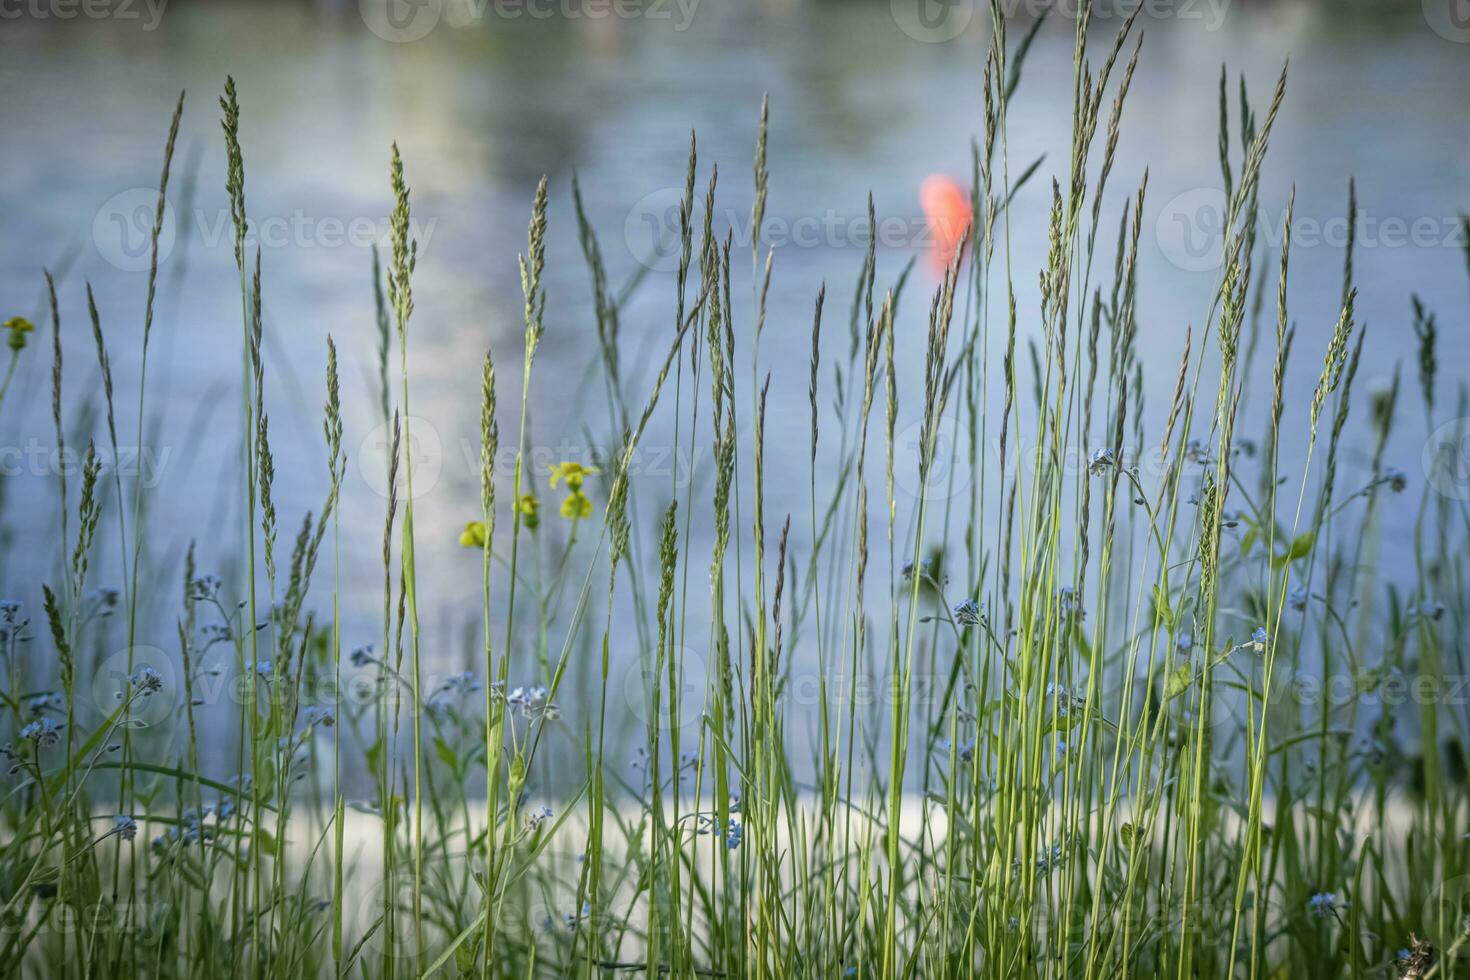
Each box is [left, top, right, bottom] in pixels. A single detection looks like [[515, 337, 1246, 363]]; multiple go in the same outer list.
[[4, 316, 34, 352], [549, 461, 596, 521], [458, 462, 598, 548]]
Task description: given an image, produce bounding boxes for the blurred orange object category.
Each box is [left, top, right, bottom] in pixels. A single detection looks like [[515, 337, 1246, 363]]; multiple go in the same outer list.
[[920, 175, 972, 270]]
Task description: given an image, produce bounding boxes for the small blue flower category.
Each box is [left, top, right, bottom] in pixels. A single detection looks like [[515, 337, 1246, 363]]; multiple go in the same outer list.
[[1251, 626, 1268, 650], [1045, 683, 1087, 717], [86, 588, 120, 614], [1383, 466, 1407, 493], [1288, 586, 1309, 612], [129, 665, 163, 695], [112, 814, 137, 842], [1087, 448, 1114, 475], [20, 718, 61, 747], [189, 575, 222, 600], [1308, 891, 1345, 918], [439, 671, 480, 696], [1036, 842, 1064, 874], [725, 818, 743, 850], [301, 706, 335, 729], [25, 692, 63, 716], [349, 645, 376, 668], [902, 558, 933, 579], [562, 901, 593, 931], [938, 737, 976, 763], [953, 599, 982, 627], [507, 685, 559, 720]]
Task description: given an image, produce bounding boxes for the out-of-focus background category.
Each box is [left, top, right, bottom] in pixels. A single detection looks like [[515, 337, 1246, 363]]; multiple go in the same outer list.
[[1, 0, 1467, 708]]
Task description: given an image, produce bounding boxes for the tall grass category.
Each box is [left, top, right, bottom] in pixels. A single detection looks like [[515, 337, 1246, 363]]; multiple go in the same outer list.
[[2, 9, 1469, 980]]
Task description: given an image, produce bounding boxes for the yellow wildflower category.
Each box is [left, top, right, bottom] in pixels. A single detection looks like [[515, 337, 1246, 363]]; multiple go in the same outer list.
[[549, 461, 598, 492], [458, 521, 487, 548], [4, 316, 34, 352], [559, 490, 593, 520], [516, 494, 540, 530]]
